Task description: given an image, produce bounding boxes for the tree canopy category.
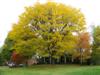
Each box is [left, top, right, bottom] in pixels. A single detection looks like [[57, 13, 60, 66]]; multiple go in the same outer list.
[[2, 2, 86, 64]]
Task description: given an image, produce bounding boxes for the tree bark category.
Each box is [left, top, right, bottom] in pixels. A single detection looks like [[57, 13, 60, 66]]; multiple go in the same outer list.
[[49, 56, 52, 64], [57, 58, 59, 64], [71, 57, 74, 63], [44, 57, 46, 64], [64, 55, 66, 64], [80, 53, 83, 65]]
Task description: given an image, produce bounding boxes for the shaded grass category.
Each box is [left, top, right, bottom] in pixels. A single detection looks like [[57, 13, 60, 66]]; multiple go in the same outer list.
[[0, 65, 100, 75]]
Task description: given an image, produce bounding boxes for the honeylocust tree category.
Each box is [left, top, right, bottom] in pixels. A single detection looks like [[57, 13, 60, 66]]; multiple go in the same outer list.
[[3, 2, 86, 64]]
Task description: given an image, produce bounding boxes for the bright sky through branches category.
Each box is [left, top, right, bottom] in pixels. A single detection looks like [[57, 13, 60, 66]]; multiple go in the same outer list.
[[0, 0, 100, 46]]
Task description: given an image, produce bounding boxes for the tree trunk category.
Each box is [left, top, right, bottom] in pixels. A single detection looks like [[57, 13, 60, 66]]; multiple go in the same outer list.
[[71, 57, 74, 63], [57, 58, 59, 64], [64, 55, 66, 64], [49, 56, 52, 64], [80, 54, 83, 65], [44, 57, 46, 64], [80, 48, 83, 65]]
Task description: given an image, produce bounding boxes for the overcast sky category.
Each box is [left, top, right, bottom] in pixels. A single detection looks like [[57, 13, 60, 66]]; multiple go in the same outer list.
[[0, 0, 100, 46]]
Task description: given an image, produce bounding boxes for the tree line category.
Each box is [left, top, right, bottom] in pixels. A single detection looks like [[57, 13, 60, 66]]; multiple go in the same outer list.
[[0, 2, 99, 66]]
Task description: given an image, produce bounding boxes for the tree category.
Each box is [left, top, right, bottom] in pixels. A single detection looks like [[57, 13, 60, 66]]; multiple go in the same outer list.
[[3, 2, 86, 64], [76, 32, 91, 64], [11, 51, 25, 65], [0, 52, 4, 65], [92, 26, 100, 65], [2, 38, 14, 61]]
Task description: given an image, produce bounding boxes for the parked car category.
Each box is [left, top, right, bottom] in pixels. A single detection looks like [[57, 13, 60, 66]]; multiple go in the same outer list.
[[6, 61, 25, 68], [7, 61, 16, 68]]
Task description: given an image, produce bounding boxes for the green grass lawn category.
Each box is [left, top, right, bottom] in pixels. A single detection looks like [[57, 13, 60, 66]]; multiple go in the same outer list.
[[0, 65, 100, 75]]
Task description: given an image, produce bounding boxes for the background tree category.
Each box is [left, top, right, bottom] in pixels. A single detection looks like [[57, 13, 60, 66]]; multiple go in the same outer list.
[[92, 26, 100, 65], [11, 51, 25, 65], [76, 32, 91, 64], [2, 37, 14, 61], [0, 47, 4, 65]]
